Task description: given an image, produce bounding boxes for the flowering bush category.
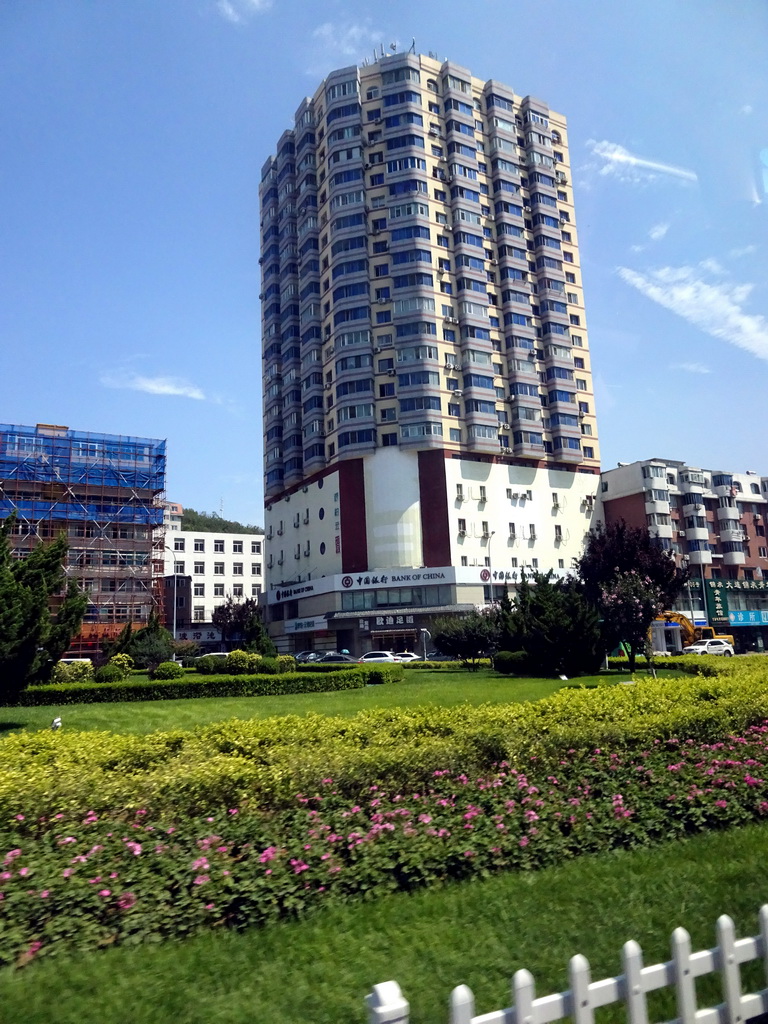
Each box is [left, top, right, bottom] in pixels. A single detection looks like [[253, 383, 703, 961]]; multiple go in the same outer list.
[[2, 723, 768, 966], [50, 661, 93, 685]]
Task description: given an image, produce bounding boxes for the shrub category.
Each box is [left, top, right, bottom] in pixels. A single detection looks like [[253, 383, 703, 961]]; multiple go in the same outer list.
[[493, 650, 530, 676], [50, 660, 93, 685], [226, 650, 259, 675], [277, 655, 296, 674], [195, 655, 229, 675], [151, 661, 185, 680], [255, 657, 279, 675], [94, 664, 126, 684], [108, 653, 134, 678]]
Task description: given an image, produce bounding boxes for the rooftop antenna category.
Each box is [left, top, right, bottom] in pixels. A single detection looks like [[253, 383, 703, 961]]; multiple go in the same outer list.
[[410, 38, 416, 54], [390, 41, 397, 52]]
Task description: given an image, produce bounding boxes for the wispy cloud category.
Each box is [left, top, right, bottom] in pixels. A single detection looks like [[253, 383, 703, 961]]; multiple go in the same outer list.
[[670, 362, 711, 375], [617, 260, 768, 362], [740, 104, 754, 116], [648, 222, 669, 241], [584, 140, 698, 186], [307, 20, 390, 75], [216, 0, 271, 25], [100, 373, 206, 400], [729, 244, 757, 259]]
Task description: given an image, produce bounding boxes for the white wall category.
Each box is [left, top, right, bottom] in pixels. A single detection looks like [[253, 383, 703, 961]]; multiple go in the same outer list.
[[163, 530, 264, 622], [444, 460, 599, 575], [363, 448, 423, 569]]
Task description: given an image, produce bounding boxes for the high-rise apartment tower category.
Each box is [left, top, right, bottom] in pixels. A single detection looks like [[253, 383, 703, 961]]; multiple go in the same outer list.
[[260, 52, 600, 654]]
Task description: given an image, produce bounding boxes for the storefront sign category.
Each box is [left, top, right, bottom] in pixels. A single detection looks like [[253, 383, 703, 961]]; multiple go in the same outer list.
[[175, 628, 221, 642], [283, 616, 329, 634]]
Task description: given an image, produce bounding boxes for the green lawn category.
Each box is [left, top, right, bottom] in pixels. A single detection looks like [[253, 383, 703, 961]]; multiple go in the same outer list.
[[0, 670, 590, 735], [1, 822, 766, 1024]]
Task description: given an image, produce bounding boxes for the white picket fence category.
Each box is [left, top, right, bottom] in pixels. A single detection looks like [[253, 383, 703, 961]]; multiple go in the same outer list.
[[366, 905, 768, 1024]]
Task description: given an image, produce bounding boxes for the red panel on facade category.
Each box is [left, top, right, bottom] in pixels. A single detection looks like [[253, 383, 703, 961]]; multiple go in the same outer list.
[[339, 458, 368, 572], [418, 450, 451, 566], [603, 494, 650, 530]]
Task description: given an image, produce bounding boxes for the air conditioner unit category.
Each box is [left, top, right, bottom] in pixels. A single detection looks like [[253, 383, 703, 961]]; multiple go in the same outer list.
[[511, 492, 519, 499], [457, 529, 467, 537], [524, 205, 532, 212], [325, 383, 333, 390], [481, 531, 490, 539], [387, 369, 396, 376], [490, 259, 498, 265], [678, 531, 686, 538], [502, 447, 512, 454]]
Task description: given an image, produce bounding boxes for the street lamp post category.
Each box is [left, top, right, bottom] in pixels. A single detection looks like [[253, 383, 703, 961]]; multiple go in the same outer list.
[[487, 530, 496, 604]]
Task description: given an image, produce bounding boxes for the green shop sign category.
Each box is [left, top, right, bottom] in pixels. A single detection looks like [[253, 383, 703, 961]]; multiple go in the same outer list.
[[704, 578, 768, 628]]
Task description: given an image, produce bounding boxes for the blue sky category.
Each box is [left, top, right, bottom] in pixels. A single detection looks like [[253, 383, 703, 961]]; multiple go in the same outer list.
[[2, 0, 767, 525]]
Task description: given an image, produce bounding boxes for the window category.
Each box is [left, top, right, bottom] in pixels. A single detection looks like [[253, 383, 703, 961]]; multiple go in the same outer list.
[[233, 540, 243, 553], [482, 521, 490, 535], [194, 606, 205, 622], [251, 541, 261, 554], [194, 538, 205, 552], [214, 539, 225, 553], [194, 583, 205, 597], [583, 446, 594, 458], [479, 485, 487, 502], [174, 538, 185, 551], [214, 562, 225, 575], [251, 563, 262, 575], [233, 584, 244, 597], [194, 561, 204, 575], [555, 524, 562, 541], [252, 584, 262, 596], [174, 561, 185, 574], [458, 518, 467, 532], [214, 583, 225, 597]]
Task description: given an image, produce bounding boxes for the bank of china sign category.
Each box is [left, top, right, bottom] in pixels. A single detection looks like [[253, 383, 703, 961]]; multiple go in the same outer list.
[[269, 566, 459, 603]]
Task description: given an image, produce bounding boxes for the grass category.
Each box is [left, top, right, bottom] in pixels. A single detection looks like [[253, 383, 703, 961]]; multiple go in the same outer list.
[[0, 670, 585, 735], [1, 822, 766, 1024]]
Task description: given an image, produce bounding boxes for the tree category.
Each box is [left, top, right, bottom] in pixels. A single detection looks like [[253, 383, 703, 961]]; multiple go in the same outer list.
[[430, 611, 499, 670], [496, 572, 604, 677], [0, 515, 87, 699], [576, 520, 688, 672], [126, 610, 174, 672], [181, 508, 263, 535], [212, 597, 275, 655]]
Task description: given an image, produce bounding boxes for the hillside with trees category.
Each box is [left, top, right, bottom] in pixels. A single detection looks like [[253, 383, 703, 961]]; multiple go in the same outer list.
[[180, 508, 263, 535]]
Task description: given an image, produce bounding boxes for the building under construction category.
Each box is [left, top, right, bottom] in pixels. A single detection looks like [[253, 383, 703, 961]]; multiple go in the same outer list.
[[0, 423, 166, 657]]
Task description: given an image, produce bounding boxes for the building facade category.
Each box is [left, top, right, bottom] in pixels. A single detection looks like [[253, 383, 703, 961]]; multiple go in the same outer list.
[[162, 523, 264, 646], [600, 459, 768, 651], [260, 52, 600, 654], [0, 422, 166, 657]]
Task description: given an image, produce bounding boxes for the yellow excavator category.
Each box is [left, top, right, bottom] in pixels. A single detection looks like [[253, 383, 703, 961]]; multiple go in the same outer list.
[[655, 611, 735, 650]]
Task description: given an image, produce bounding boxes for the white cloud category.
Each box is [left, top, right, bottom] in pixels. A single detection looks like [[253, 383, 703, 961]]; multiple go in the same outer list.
[[584, 140, 698, 186], [216, 0, 271, 24], [617, 260, 768, 362], [741, 104, 754, 116], [729, 244, 757, 259], [648, 222, 669, 241], [670, 362, 712, 375], [100, 373, 206, 400], [307, 21, 389, 75]]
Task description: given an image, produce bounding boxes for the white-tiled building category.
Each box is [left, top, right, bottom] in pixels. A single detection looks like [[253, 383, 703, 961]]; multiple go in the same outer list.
[[162, 528, 265, 629]]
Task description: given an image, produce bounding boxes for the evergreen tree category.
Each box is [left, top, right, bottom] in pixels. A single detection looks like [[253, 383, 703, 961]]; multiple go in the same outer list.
[[0, 516, 87, 698], [126, 609, 174, 671], [500, 571, 603, 677]]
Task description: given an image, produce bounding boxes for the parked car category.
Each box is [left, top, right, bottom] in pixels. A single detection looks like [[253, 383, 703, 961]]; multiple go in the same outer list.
[[194, 652, 228, 662], [294, 651, 320, 663], [317, 652, 357, 663], [394, 652, 420, 662], [683, 639, 734, 657], [357, 651, 401, 663]]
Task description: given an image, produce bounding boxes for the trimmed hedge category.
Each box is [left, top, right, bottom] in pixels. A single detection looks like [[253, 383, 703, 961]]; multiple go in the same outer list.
[[493, 651, 530, 676], [8, 666, 405, 708], [2, 658, 767, 825]]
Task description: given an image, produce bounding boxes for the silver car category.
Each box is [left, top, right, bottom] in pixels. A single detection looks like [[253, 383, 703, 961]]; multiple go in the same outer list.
[[683, 639, 734, 657]]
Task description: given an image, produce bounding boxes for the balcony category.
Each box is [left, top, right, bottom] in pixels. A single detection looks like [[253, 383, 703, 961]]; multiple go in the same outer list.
[[716, 503, 740, 522]]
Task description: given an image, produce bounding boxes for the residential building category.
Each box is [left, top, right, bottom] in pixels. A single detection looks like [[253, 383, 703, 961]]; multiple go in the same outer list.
[[600, 459, 768, 651], [162, 523, 264, 646], [260, 53, 600, 654], [0, 422, 166, 657]]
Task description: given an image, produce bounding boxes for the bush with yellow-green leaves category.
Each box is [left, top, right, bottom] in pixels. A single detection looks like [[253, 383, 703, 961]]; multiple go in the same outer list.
[[1, 656, 767, 967]]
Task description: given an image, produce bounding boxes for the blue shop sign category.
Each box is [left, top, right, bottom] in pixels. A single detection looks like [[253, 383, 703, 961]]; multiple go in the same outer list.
[[728, 610, 768, 626]]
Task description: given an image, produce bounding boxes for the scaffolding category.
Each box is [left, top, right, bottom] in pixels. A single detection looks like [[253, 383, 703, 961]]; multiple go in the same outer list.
[[0, 423, 167, 656]]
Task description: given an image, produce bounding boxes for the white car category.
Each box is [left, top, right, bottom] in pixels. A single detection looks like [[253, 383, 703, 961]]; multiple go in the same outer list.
[[357, 651, 401, 663], [683, 639, 734, 657], [394, 652, 420, 662]]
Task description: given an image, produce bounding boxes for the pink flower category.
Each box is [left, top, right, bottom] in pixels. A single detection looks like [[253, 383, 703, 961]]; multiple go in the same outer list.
[[228, 808, 238, 815], [192, 857, 209, 871], [27, 941, 42, 956], [290, 859, 310, 874], [259, 846, 277, 864], [193, 875, 210, 885], [519, 836, 530, 847], [40, 890, 50, 898], [18, 867, 30, 877], [62, 868, 74, 878], [98, 889, 111, 897], [15, 815, 25, 822], [117, 892, 137, 910]]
